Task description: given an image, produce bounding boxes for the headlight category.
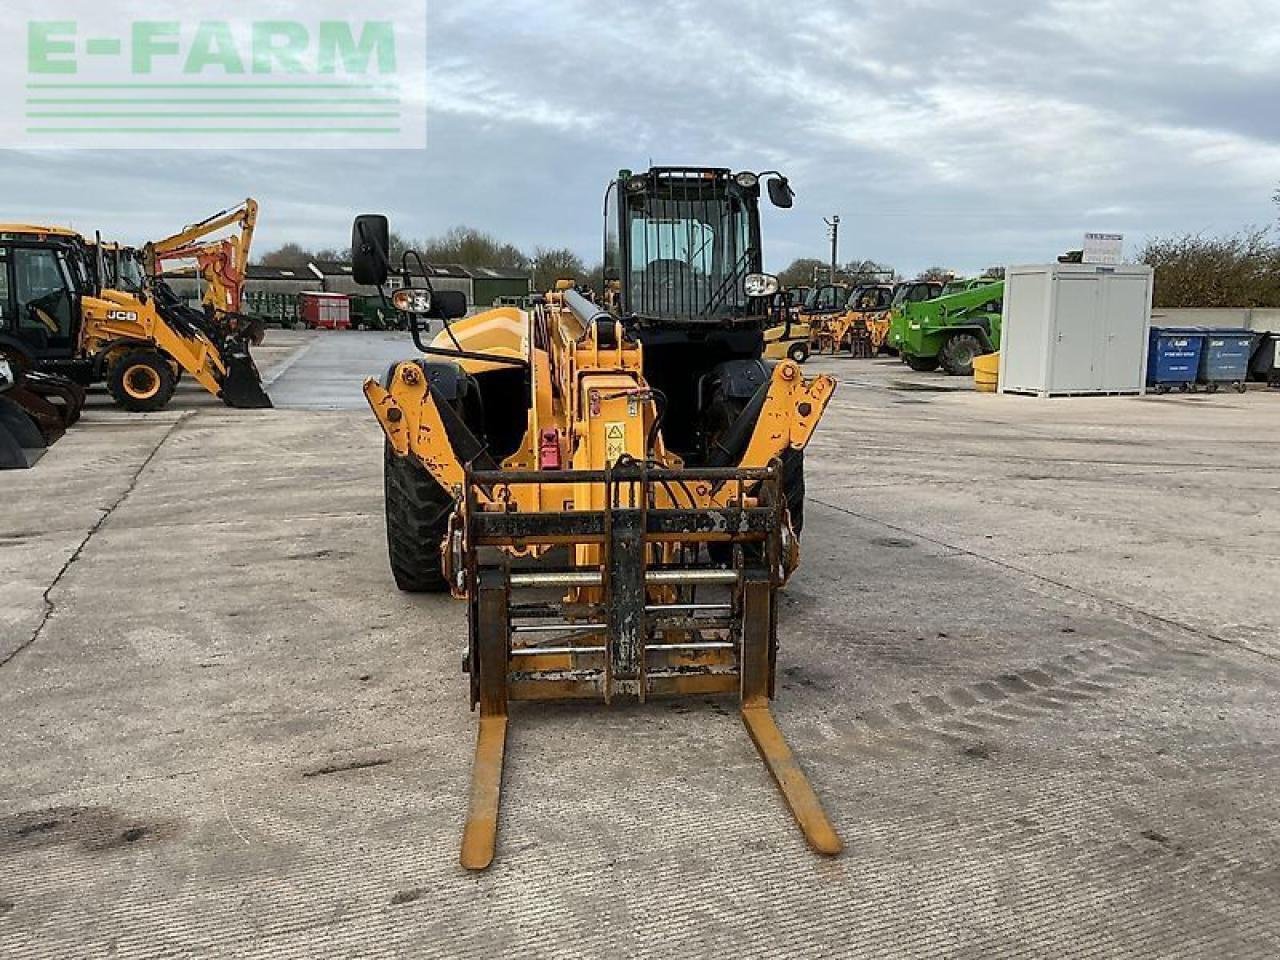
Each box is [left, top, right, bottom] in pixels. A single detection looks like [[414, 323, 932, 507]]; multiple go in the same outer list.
[[626, 175, 647, 193], [734, 171, 759, 188], [744, 273, 779, 298], [392, 288, 433, 315]]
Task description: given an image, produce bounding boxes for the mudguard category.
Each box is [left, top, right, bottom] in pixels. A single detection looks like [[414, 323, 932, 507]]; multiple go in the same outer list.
[[713, 358, 773, 400]]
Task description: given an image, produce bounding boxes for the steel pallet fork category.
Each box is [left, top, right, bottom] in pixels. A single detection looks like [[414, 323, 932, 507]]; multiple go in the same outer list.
[[455, 461, 843, 870]]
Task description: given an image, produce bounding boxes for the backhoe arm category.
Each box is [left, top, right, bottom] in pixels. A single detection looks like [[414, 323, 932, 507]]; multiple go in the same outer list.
[[144, 199, 258, 313]]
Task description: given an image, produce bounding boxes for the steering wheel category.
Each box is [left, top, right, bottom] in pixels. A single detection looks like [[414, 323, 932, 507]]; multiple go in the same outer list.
[[27, 290, 67, 334]]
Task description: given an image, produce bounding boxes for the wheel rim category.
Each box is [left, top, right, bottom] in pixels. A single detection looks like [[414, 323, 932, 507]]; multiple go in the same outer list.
[[124, 365, 161, 400], [952, 340, 977, 367]]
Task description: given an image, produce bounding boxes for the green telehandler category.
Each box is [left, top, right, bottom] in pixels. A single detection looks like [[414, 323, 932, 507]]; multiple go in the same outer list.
[[888, 279, 1004, 376]]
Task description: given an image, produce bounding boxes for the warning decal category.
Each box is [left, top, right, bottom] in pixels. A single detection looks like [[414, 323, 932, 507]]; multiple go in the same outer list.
[[605, 422, 626, 464]]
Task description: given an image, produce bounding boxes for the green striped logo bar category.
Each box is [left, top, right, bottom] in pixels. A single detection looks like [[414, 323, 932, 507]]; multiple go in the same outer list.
[[5, 1, 427, 149]]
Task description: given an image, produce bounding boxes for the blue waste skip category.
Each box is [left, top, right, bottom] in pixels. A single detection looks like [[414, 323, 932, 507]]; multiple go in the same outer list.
[[1198, 328, 1258, 393], [1248, 332, 1279, 387], [1147, 328, 1205, 393]]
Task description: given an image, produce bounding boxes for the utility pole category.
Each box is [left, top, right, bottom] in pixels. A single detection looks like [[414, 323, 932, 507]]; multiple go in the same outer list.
[[824, 215, 840, 284]]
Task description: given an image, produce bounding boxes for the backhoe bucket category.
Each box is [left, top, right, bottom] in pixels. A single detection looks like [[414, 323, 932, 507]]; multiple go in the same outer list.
[[219, 341, 273, 409], [456, 460, 842, 870]]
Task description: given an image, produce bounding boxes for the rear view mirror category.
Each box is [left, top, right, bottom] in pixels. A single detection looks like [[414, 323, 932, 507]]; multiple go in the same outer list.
[[432, 290, 468, 320], [352, 215, 391, 287], [767, 177, 794, 209]]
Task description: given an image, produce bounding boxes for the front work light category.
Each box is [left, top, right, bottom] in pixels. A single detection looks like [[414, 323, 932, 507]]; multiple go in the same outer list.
[[392, 288, 434, 315], [744, 273, 780, 298]]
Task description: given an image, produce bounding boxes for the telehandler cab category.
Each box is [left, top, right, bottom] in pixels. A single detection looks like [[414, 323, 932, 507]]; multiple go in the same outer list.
[[0, 225, 271, 411], [358, 166, 842, 869], [763, 290, 813, 362]]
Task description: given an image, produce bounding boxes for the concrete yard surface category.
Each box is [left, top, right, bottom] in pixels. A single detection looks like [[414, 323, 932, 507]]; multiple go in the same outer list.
[[1, 333, 1278, 958]]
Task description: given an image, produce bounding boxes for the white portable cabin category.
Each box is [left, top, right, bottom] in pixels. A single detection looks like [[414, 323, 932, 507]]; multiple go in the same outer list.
[[998, 263, 1154, 397]]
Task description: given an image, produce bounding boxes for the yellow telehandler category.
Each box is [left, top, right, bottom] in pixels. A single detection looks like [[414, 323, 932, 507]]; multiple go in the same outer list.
[[0, 224, 271, 411], [357, 166, 842, 870], [811, 282, 896, 355]]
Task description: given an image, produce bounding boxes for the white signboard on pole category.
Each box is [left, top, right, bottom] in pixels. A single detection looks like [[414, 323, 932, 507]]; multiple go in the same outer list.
[[1082, 233, 1124, 265]]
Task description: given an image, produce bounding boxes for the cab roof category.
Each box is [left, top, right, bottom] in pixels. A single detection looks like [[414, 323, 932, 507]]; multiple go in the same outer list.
[[0, 224, 84, 240]]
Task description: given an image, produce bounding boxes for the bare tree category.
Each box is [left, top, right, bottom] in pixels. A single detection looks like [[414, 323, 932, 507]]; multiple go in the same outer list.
[[918, 266, 954, 282], [257, 242, 313, 270], [841, 259, 896, 283], [530, 247, 586, 292], [257, 232, 415, 269], [423, 226, 527, 270], [777, 258, 828, 288]]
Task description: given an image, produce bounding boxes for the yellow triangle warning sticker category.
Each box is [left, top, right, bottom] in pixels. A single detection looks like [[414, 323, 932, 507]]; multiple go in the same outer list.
[[605, 422, 626, 463]]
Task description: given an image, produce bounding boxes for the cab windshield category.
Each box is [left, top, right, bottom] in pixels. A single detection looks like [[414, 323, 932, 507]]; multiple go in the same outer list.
[[892, 283, 937, 308], [116, 253, 146, 294], [625, 177, 756, 321]]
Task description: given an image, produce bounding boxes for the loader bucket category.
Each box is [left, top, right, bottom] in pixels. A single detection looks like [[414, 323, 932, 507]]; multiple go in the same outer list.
[[455, 459, 842, 870], [0, 396, 47, 469], [16, 373, 86, 442], [218, 341, 273, 409]]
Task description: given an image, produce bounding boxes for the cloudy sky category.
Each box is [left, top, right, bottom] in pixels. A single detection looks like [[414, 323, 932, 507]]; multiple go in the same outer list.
[[4, 0, 1279, 277]]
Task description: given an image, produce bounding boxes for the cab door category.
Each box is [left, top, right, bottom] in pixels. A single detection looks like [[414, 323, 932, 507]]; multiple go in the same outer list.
[[11, 244, 77, 359], [0, 246, 13, 337]]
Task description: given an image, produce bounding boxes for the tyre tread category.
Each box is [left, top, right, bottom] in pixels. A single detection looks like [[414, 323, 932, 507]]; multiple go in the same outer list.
[[384, 442, 453, 592]]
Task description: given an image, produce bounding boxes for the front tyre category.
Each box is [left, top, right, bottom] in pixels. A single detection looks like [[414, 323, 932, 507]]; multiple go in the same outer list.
[[940, 334, 984, 376], [781, 448, 804, 534], [787, 341, 811, 364], [107, 350, 177, 412], [383, 441, 453, 592]]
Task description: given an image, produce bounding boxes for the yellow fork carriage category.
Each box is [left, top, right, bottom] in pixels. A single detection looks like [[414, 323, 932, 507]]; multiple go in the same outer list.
[[453, 458, 843, 870]]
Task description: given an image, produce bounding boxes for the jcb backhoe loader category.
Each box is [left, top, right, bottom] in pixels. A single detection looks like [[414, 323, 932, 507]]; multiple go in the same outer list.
[[0, 225, 271, 411], [358, 166, 842, 870]]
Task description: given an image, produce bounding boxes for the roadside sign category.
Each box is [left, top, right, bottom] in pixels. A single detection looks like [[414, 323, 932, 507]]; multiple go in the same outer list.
[[1083, 233, 1124, 265]]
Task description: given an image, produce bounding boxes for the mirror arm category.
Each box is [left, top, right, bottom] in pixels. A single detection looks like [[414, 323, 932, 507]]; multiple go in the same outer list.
[[398, 249, 468, 354], [413, 341, 530, 370]]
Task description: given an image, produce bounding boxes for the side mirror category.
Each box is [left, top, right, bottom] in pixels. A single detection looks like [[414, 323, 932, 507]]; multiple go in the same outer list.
[[352, 214, 391, 287], [767, 176, 794, 209], [432, 289, 468, 320]]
